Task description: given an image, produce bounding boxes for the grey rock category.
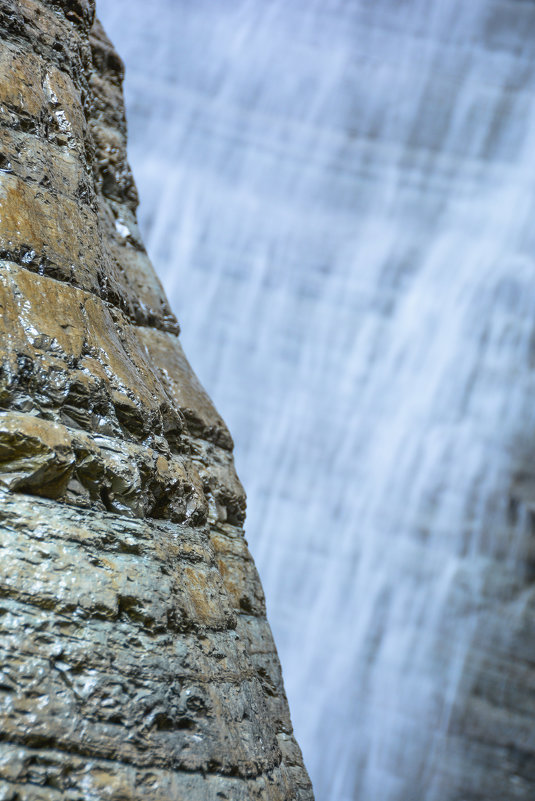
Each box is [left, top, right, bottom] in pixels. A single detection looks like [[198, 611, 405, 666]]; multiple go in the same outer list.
[[0, 2, 313, 798]]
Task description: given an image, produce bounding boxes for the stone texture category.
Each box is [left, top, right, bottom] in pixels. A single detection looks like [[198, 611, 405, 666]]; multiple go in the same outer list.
[[0, 2, 314, 798]]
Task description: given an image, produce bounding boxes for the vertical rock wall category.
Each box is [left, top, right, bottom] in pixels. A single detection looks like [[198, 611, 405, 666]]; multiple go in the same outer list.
[[0, 2, 313, 798]]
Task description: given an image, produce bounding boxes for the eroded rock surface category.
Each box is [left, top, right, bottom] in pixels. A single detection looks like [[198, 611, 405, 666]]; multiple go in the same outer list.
[[0, 2, 314, 798]]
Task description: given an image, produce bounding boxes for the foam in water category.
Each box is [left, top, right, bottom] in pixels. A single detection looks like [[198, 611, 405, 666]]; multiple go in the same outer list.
[[97, 1, 535, 798]]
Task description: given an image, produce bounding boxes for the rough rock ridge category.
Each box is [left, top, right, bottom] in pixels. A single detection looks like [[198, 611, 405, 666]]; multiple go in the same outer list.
[[0, 1, 314, 798]]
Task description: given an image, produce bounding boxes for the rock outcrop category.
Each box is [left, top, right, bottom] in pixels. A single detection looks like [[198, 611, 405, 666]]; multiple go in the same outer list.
[[0, 2, 313, 798]]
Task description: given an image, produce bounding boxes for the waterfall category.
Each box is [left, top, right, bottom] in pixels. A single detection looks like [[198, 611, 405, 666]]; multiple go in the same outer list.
[[97, 1, 535, 798]]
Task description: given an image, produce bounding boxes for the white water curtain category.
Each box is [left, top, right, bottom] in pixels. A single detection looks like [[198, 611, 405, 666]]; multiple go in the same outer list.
[[98, 2, 535, 799]]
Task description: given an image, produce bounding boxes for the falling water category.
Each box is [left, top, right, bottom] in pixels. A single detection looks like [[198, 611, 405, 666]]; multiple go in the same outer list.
[[98, 1, 535, 799]]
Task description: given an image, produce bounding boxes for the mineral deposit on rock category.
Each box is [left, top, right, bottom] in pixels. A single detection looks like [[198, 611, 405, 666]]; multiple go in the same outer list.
[[0, 2, 314, 798]]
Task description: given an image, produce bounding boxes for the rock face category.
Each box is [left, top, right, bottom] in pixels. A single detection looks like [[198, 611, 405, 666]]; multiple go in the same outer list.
[[0, 2, 314, 798]]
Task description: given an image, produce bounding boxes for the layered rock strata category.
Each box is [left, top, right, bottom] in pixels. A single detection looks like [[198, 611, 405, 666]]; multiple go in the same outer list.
[[0, 2, 314, 798]]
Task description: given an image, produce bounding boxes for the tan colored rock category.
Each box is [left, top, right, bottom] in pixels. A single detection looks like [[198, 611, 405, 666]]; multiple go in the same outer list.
[[0, 1, 313, 798]]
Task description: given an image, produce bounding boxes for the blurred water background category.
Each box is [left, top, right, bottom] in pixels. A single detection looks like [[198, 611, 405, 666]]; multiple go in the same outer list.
[[97, 2, 535, 799]]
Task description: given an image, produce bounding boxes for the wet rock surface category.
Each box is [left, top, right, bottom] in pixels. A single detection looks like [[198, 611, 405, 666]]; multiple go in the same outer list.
[[0, 2, 314, 798]]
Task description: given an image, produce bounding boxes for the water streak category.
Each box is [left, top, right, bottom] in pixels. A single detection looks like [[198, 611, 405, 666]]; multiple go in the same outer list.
[[98, 1, 535, 798]]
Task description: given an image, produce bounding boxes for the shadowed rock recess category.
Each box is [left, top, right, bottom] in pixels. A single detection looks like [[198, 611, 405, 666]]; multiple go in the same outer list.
[[0, 2, 314, 798]]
